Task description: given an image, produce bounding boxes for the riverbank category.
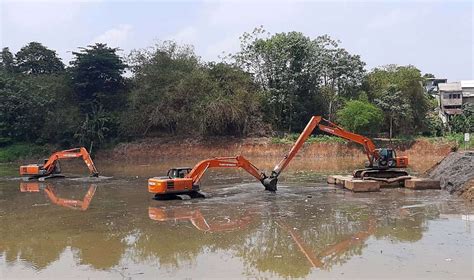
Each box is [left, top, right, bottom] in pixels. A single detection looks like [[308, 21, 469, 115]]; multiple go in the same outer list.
[[96, 136, 456, 175]]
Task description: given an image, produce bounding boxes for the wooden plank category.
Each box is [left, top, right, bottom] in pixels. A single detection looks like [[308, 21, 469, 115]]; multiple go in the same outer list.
[[405, 178, 441, 190], [344, 179, 380, 192], [335, 176, 353, 187]]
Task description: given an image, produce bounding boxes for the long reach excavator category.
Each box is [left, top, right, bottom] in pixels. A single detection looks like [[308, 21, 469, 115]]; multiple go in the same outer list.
[[20, 147, 99, 180], [261, 116, 409, 189], [148, 116, 408, 198]]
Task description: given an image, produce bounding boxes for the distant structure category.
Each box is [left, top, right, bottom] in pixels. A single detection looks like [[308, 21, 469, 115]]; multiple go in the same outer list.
[[425, 78, 447, 96], [437, 80, 474, 123], [461, 80, 474, 106]]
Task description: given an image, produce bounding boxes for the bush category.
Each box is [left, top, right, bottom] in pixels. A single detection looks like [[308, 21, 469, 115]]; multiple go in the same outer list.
[[337, 100, 384, 134], [0, 143, 50, 163]]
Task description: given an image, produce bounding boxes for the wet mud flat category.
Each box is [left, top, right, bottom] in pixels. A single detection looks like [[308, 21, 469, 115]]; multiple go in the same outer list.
[[0, 173, 473, 279]]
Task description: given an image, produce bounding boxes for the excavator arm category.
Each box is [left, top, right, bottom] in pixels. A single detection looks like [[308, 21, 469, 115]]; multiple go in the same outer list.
[[187, 156, 267, 185], [43, 147, 99, 176]]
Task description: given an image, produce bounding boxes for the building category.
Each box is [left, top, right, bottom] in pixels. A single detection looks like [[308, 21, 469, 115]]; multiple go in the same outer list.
[[461, 80, 474, 106], [425, 78, 448, 96], [437, 80, 474, 124], [438, 82, 462, 121]]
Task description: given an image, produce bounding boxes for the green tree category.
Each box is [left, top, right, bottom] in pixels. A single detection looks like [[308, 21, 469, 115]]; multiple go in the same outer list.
[[0, 72, 57, 142], [15, 42, 64, 74], [235, 29, 320, 131], [336, 100, 383, 134], [0, 47, 15, 73], [194, 62, 265, 136], [125, 41, 200, 136], [315, 35, 366, 120], [449, 104, 474, 133], [374, 85, 411, 139], [69, 43, 127, 111], [363, 65, 431, 137], [234, 27, 365, 131], [124, 41, 265, 137], [74, 104, 111, 151]]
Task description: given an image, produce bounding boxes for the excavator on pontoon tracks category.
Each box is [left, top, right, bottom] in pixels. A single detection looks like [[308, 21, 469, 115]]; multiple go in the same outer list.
[[20, 147, 99, 180], [148, 116, 408, 199]]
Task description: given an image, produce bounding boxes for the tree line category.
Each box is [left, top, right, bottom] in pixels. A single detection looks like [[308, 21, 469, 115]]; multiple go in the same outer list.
[[0, 28, 468, 150]]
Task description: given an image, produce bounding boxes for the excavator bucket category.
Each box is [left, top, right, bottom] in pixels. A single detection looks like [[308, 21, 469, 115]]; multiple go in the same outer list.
[[262, 177, 278, 192]]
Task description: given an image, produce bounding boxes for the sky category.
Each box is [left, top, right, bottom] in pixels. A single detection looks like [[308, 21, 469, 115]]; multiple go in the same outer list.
[[0, 0, 472, 81]]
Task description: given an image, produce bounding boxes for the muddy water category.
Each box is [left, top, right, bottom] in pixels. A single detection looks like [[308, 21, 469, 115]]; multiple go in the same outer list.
[[0, 164, 473, 279]]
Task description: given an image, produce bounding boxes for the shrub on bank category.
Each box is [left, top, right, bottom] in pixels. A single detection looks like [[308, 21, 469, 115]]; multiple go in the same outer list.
[[0, 143, 50, 163]]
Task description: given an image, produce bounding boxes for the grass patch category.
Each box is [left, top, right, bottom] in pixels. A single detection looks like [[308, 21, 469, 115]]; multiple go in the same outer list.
[[0, 143, 50, 163]]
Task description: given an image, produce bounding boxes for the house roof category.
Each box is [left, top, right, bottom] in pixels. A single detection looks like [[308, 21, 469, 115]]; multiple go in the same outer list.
[[438, 82, 461, 92], [461, 80, 474, 88]]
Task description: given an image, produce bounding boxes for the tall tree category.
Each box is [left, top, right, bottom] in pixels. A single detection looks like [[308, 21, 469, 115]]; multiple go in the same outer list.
[[125, 41, 264, 137], [234, 27, 365, 131], [0, 47, 15, 73], [374, 85, 410, 139], [363, 65, 431, 136], [69, 43, 127, 149], [15, 42, 64, 74], [69, 43, 127, 111]]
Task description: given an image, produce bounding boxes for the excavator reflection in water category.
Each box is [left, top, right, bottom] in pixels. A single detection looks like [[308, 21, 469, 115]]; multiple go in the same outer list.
[[19, 182, 97, 211], [148, 206, 256, 233], [148, 205, 377, 270], [276, 218, 376, 269]]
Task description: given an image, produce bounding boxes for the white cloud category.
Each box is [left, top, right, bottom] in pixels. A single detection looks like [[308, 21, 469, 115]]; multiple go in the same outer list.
[[90, 24, 133, 47], [165, 26, 199, 44]]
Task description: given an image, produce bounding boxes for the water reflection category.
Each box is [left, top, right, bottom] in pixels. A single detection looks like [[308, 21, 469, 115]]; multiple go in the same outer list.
[[148, 206, 256, 232], [0, 180, 472, 278], [19, 182, 97, 211]]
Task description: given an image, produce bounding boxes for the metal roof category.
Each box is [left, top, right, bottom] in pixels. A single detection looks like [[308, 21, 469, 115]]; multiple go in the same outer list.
[[438, 82, 461, 91]]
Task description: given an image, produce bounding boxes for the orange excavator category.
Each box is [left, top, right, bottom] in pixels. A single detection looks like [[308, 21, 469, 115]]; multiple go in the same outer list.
[[261, 116, 408, 189], [148, 156, 269, 199], [20, 147, 99, 180], [19, 182, 97, 211]]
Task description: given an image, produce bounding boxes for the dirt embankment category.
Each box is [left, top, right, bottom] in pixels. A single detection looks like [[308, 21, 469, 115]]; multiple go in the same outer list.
[[98, 137, 454, 172], [428, 151, 474, 201]]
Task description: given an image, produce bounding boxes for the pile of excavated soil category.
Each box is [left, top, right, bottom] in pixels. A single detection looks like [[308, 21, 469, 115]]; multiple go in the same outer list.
[[428, 151, 474, 200]]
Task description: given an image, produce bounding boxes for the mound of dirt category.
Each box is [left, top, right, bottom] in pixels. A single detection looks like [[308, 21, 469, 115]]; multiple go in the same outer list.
[[428, 151, 474, 199]]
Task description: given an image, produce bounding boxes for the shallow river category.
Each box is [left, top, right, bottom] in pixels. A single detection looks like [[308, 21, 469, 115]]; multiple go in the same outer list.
[[0, 162, 473, 279]]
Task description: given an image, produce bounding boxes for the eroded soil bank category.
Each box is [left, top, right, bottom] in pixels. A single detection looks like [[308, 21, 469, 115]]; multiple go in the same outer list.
[[98, 137, 455, 175]]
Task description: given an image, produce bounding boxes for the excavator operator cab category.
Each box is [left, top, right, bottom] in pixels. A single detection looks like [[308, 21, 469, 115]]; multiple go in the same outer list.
[[376, 148, 397, 168], [167, 168, 192, 179]]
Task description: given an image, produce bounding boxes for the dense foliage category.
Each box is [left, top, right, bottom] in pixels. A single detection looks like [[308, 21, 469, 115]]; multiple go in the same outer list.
[[336, 100, 383, 135], [0, 28, 461, 152]]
